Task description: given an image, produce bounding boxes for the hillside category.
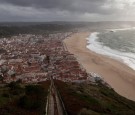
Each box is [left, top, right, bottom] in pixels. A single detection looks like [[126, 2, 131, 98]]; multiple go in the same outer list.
[[55, 80, 135, 115]]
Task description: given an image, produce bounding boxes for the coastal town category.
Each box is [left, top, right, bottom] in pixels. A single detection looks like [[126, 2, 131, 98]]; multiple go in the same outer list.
[[1, 0, 135, 113], [0, 25, 135, 115], [0, 31, 109, 86], [0, 30, 113, 115]]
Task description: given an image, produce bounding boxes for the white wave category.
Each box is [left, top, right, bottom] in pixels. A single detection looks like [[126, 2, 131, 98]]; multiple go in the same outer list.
[[106, 27, 135, 32], [86, 32, 135, 70]]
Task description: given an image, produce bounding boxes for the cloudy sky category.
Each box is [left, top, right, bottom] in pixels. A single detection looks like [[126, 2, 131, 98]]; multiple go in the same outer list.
[[0, 0, 135, 22]]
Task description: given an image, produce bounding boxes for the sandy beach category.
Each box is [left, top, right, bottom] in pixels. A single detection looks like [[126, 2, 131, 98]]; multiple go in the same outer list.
[[64, 32, 135, 101]]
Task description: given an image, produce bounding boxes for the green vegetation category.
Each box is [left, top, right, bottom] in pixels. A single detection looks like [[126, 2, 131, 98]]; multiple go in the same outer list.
[[0, 81, 50, 115], [55, 80, 135, 115], [0, 23, 79, 38], [79, 108, 99, 115], [19, 85, 45, 111]]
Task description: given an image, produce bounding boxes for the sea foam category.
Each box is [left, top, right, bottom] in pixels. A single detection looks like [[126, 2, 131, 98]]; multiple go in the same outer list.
[[86, 31, 135, 71]]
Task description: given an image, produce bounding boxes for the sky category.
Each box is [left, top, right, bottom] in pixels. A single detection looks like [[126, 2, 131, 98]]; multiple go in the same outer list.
[[0, 0, 135, 22]]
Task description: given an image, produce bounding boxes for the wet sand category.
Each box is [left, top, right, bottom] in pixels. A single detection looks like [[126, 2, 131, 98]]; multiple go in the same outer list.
[[64, 32, 135, 101]]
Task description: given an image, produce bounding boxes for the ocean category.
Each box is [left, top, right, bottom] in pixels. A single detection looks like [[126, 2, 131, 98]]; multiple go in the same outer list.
[[86, 28, 135, 70]]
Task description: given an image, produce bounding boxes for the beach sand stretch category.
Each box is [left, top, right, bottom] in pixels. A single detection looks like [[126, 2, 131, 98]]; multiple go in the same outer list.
[[64, 32, 135, 101]]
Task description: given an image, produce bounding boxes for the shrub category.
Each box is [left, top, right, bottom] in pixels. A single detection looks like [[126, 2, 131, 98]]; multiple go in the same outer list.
[[25, 85, 43, 96], [18, 85, 45, 110], [19, 95, 41, 110], [7, 81, 24, 95]]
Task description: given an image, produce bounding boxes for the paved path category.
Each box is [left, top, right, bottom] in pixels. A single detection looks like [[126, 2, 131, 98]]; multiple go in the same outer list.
[[47, 78, 64, 115]]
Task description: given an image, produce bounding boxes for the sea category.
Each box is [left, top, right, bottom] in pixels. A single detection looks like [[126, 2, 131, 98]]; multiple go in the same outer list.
[[86, 27, 135, 70]]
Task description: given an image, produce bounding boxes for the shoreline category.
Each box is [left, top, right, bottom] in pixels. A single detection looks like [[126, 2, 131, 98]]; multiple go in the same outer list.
[[87, 32, 135, 71], [64, 32, 135, 101]]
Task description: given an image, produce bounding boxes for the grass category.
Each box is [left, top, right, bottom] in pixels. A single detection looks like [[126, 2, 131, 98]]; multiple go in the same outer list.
[[55, 80, 135, 115], [0, 80, 50, 115], [1, 79, 135, 115], [79, 108, 100, 115], [0, 95, 9, 107]]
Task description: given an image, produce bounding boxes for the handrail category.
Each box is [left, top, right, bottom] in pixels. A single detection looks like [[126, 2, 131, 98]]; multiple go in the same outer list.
[[53, 81, 68, 115]]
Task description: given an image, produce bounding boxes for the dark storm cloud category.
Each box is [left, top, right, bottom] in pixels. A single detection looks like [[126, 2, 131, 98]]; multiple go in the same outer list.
[[0, 0, 71, 9], [0, 0, 114, 14], [0, 0, 134, 21]]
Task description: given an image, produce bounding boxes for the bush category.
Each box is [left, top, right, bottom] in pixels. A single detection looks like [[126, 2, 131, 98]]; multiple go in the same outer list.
[[7, 81, 24, 95], [7, 81, 20, 90], [19, 95, 41, 110], [2, 93, 9, 98], [18, 85, 45, 110], [25, 85, 43, 96]]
